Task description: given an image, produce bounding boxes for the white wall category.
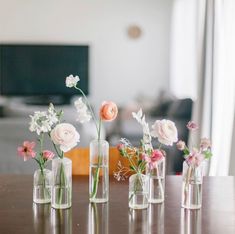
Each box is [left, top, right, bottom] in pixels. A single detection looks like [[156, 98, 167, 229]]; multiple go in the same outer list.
[[0, 0, 172, 106]]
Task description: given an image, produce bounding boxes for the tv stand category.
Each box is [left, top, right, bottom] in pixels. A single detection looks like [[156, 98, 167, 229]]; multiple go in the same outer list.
[[23, 96, 71, 106]]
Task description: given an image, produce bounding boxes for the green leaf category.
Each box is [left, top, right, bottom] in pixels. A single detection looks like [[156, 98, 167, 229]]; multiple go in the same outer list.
[[137, 160, 142, 166], [204, 151, 213, 159], [183, 148, 190, 155], [130, 165, 135, 171]]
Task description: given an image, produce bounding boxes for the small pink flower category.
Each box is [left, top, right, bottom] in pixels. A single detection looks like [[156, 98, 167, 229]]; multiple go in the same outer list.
[[141, 153, 151, 163], [17, 141, 36, 161], [186, 150, 204, 167], [42, 150, 55, 160], [151, 149, 164, 162], [117, 143, 125, 151], [200, 138, 211, 150], [176, 140, 186, 151], [186, 121, 198, 131], [142, 150, 164, 169]]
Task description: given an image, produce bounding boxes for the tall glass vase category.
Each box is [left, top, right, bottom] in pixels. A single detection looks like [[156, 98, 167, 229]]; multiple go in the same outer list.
[[89, 139, 109, 203], [129, 173, 149, 209], [33, 169, 52, 204], [147, 157, 166, 203], [51, 157, 72, 209], [181, 161, 204, 209]]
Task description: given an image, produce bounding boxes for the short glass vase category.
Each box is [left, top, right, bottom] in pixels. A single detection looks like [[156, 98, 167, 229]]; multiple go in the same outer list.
[[89, 139, 109, 203], [129, 173, 149, 209], [51, 157, 72, 209], [147, 157, 166, 203], [181, 161, 204, 209], [33, 169, 52, 204]]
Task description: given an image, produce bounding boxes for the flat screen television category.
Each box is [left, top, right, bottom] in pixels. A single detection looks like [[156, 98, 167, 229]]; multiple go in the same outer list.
[[0, 44, 89, 105]]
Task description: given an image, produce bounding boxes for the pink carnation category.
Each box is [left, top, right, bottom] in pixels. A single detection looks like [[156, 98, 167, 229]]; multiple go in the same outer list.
[[17, 141, 36, 161], [42, 150, 55, 160], [186, 150, 204, 167], [142, 149, 164, 169]]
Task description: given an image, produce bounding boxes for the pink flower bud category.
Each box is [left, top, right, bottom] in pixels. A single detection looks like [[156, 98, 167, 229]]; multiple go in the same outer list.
[[176, 140, 186, 151], [200, 138, 211, 149], [42, 150, 55, 160], [186, 121, 198, 131]]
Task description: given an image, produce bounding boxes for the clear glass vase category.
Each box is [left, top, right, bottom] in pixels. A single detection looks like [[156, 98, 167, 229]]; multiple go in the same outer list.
[[51, 157, 72, 209], [147, 157, 166, 203], [33, 169, 52, 204], [181, 161, 204, 209], [129, 173, 149, 209], [89, 139, 109, 203]]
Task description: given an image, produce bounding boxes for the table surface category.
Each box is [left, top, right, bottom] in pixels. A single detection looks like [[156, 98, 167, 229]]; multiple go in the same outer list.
[[0, 175, 234, 234]]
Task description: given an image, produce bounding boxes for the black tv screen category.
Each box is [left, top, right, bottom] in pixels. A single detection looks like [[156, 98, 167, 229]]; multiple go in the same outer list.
[[0, 44, 89, 101]]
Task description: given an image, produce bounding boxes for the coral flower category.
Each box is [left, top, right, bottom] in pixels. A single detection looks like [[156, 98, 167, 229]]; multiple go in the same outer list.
[[17, 141, 36, 161], [100, 101, 118, 121]]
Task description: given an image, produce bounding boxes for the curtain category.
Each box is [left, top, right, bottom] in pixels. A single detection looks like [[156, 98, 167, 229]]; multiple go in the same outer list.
[[170, 0, 235, 176]]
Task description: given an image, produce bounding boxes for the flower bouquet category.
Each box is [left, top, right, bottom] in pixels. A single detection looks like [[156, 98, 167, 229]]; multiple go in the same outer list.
[[65, 75, 118, 203], [115, 109, 178, 209], [177, 121, 212, 209], [17, 104, 80, 208]]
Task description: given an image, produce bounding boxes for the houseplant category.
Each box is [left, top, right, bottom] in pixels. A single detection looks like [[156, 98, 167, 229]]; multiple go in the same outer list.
[[115, 109, 178, 208], [65, 74, 118, 203], [177, 121, 212, 209], [17, 103, 80, 208]]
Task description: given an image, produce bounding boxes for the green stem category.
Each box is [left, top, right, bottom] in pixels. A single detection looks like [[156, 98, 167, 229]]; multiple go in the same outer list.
[[184, 165, 192, 205], [57, 159, 67, 205], [155, 163, 164, 200], [90, 119, 102, 200]]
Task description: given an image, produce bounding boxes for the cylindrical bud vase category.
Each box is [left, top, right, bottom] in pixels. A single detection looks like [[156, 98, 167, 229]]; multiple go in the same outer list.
[[33, 169, 52, 204], [129, 173, 149, 209], [51, 157, 72, 209], [89, 139, 109, 203], [147, 157, 166, 203], [181, 161, 204, 209]]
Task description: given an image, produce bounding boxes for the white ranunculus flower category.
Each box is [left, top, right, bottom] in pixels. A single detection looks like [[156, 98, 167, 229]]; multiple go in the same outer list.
[[50, 123, 80, 152], [65, 74, 80, 88], [151, 119, 178, 146]]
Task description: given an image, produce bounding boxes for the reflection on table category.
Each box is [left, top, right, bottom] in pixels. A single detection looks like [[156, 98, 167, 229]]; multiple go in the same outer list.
[[181, 208, 201, 234]]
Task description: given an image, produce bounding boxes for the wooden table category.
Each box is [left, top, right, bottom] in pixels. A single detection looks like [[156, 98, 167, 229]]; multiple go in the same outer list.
[[0, 175, 234, 234]]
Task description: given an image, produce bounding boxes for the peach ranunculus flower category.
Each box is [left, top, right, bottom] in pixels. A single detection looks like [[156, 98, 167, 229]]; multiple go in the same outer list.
[[17, 141, 36, 161], [50, 123, 80, 152], [100, 101, 118, 121], [151, 119, 178, 146], [42, 150, 55, 160]]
